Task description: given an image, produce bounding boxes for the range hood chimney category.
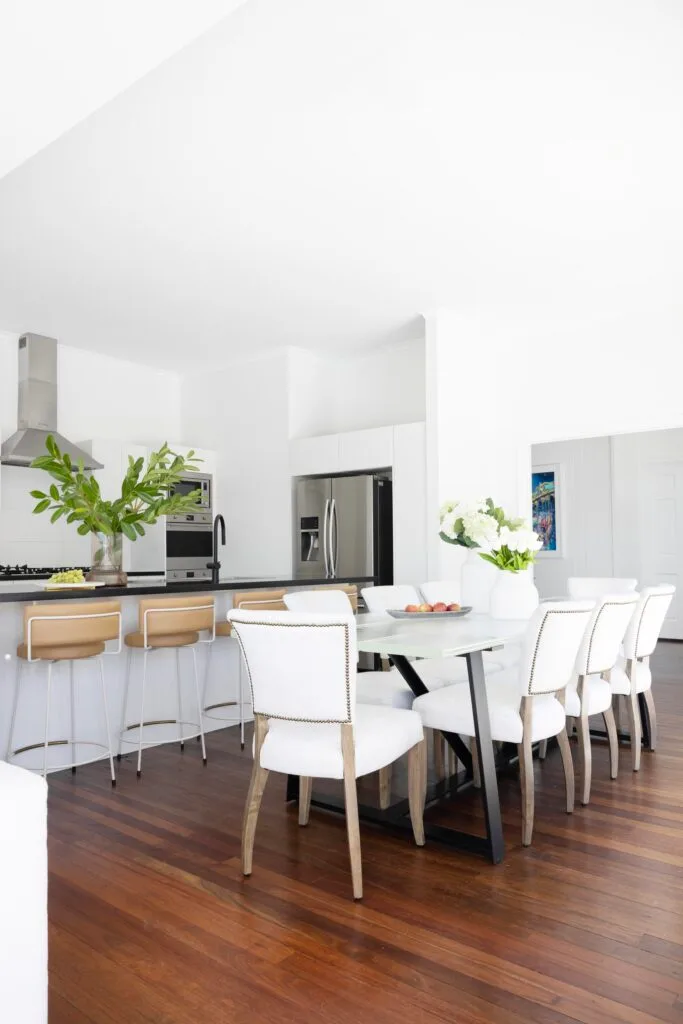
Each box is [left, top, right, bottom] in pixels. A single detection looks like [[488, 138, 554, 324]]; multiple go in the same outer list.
[[0, 334, 103, 469]]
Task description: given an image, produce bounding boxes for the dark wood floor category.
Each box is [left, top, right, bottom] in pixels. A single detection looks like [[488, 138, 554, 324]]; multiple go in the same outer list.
[[48, 644, 683, 1023]]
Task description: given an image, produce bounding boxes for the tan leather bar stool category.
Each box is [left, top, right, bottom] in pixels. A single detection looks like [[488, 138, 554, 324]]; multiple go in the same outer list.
[[202, 589, 287, 750], [119, 595, 215, 776], [6, 600, 122, 782]]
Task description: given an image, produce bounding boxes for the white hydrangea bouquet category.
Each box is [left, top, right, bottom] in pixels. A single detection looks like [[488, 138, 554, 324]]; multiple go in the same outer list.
[[439, 497, 513, 551], [479, 524, 543, 573]]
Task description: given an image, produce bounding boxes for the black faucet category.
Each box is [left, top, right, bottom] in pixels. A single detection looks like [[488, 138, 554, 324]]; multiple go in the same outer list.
[[206, 513, 226, 585]]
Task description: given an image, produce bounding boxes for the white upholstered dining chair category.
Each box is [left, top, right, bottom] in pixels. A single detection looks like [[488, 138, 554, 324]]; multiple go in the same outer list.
[[285, 588, 415, 808], [412, 600, 594, 846], [228, 608, 426, 900], [567, 577, 637, 599], [608, 584, 675, 771], [560, 592, 638, 803]]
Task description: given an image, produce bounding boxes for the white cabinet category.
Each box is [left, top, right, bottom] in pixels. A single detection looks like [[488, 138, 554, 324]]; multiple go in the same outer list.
[[290, 433, 340, 476], [290, 427, 394, 477], [338, 426, 393, 472]]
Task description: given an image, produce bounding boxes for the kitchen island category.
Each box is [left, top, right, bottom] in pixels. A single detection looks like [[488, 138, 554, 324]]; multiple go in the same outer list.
[[0, 575, 375, 774]]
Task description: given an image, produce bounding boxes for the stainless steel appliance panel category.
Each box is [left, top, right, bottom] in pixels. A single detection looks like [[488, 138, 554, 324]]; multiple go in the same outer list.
[[330, 475, 374, 579], [168, 472, 212, 520], [294, 477, 332, 579], [166, 522, 213, 581]]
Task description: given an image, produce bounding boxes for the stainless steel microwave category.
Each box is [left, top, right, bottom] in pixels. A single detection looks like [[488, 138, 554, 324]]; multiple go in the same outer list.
[[168, 472, 212, 522]]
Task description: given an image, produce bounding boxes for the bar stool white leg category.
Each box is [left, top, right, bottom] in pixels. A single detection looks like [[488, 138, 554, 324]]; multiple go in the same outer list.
[[137, 649, 149, 778], [201, 641, 213, 726], [98, 656, 116, 787], [118, 646, 132, 760], [69, 660, 76, 773], [238, 655, 245, 751], [191, 646, 208, 765], [43, 662, 54, 779], [175, 648, 184, 752], [6, 658, 22, 762]]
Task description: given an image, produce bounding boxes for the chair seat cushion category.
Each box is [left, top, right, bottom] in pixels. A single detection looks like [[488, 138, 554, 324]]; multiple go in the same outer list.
[[125, 631, 199, 649], [357, 671, 414, 709], [258, 705, 424, 779], [565, 673, 613, 717], [413, 656, 504, 687], [413, 680, 565, 744], [610, 658, 652, 695], [17, 641, 105, 661]]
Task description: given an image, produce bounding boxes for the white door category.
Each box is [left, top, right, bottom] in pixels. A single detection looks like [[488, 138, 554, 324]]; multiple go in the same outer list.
[[640, 462, 683, 639]]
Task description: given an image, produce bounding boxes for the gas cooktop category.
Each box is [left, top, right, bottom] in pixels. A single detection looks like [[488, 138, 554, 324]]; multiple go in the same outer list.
[[0, 565, 90, 581]]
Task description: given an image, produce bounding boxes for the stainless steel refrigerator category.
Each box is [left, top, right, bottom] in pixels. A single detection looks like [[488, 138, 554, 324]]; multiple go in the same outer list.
[[294, 473, 393, 583]]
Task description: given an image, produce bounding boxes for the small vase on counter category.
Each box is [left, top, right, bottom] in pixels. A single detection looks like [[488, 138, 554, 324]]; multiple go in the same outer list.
[[87, 532, 127, 586], [489, 569, 539, 620]]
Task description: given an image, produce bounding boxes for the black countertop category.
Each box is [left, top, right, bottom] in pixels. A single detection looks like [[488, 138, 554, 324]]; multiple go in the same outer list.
[[0, 575, 376, 604]]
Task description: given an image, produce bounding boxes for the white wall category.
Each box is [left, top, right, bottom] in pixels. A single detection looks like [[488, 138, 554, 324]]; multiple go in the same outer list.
[[288, 338, 425, 438], [0, 330, 181, 567], [425, 309, 683, 580], [181, 350, 292, 577], [531, 437, 613, 598]]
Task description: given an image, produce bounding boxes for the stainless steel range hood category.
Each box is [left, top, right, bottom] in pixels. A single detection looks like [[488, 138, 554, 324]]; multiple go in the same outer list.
[[0, 334, 103, 469]]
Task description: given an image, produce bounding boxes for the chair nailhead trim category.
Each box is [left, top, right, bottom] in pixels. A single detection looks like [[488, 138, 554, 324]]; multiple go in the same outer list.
[[527, 608, 590, 695], [231, 619, 353, 724], [585, 600, 631, 675]]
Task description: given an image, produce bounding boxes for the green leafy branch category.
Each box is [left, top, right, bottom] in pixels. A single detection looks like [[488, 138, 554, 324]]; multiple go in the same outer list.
[[479, 546, 535, 573], [30, 435, 204, 541]]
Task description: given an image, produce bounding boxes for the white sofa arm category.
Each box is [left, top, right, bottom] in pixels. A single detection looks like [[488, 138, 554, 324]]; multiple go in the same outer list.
[[0, 762, 48, 1024]]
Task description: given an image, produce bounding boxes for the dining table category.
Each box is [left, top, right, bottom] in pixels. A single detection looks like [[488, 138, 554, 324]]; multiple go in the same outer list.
[[286, 612, 527, 865]]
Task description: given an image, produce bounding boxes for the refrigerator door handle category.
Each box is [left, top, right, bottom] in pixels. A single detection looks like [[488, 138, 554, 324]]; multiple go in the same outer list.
[[323, 498, 332, 577], [330, 498, 339, 578]]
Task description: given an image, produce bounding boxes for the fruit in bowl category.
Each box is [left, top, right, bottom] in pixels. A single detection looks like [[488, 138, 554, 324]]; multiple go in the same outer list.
[[404, 603, 420, 612], [418, 603, 433, 612], [448, 602, 461, 611], [432, 601, 448, 612]]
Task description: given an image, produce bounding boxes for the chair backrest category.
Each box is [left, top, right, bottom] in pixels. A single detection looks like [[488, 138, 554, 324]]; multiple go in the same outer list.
[[228, 609, 357, 723], [24, 600, 121, 652], [138, 595, 215, 638], [420, 581, 461, 606], [622, 585, 675, 659], [232, 589, 287, 611], [517, 600, 594, 695], [567, 577, 637, 599], [361, 584, 421, 614], [573, 593, 638, 676], [284, 589, 353, 614]]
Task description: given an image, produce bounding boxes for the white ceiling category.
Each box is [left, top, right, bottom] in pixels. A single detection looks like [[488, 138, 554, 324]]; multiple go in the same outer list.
[[0, 1, 248, 180], [0, 0, 681, 371]]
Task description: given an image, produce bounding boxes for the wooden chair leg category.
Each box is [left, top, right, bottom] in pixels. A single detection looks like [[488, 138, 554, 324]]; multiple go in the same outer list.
[[518, 737, 534, 846], [471, 738, 481, 789], [576, 713, 592, 805], [603, 705, 619, 779], [627, 691, 642, 771], [407, 739, 426, 846], [241, 715, 269, 876], [378, 765, 392, 809], [299, 776, 313, 825], [341, 723, 363, 900], [643, 689, 657, 751], [566, 716, 575, 737], [538, 739, 548, 761], [447, 744, 457, 777], [432, 729, 445, 780], [556, 728, 575, 812]]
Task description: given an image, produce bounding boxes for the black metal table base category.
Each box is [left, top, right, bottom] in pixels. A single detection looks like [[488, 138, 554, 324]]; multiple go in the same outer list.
[[287, 648, 506, 864]]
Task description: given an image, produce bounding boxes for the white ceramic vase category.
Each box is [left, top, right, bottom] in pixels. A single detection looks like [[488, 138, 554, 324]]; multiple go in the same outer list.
[[460, 548, 498, 613], [489, 570, 539, 621]]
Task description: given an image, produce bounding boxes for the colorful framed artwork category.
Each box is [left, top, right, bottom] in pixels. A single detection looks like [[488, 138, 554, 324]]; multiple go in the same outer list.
[[532, 465, 561, 556]]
